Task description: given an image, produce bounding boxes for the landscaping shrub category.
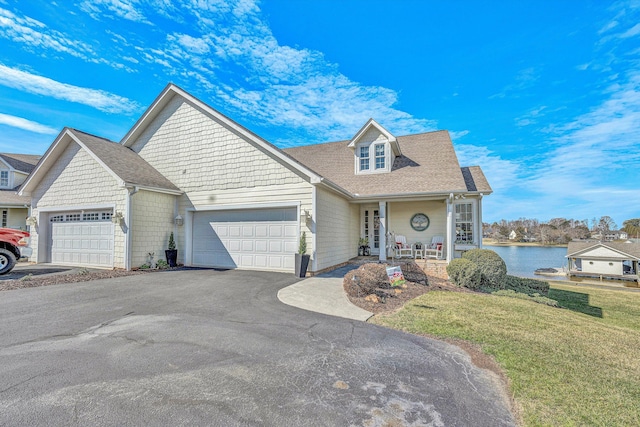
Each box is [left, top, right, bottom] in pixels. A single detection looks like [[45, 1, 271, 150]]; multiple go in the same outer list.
[[501, 274, 550, 296], [400, 261, 428, 286], [343, 262, 428, 298], [446, 258, 482, 289], [462, 249, 507, 288], [344, 264, 390, 297]]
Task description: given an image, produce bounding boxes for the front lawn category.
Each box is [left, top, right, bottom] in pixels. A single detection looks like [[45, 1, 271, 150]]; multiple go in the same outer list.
[[372, 282, 640, 426]]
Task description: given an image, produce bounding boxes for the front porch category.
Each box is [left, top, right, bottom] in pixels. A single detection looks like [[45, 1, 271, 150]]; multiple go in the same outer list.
[[357, 195, 484, 265]]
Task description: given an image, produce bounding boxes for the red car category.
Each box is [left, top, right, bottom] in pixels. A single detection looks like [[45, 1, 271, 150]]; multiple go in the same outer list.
[[0, 228, 32, 274]]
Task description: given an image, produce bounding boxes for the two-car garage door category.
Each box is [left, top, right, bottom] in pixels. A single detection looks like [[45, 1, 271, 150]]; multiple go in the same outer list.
[[192, 208, 298, 271]]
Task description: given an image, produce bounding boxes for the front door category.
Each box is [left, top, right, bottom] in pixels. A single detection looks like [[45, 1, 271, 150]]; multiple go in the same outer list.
[[362, 207, 380, 255]]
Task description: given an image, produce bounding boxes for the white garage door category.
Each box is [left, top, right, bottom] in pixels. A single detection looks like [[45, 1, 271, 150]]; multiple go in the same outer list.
[[50, 211, 114, 267], [192, 208, 298, 271]]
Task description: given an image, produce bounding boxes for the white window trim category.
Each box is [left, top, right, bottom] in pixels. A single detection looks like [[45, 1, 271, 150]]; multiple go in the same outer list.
[[374, 143, 385, 170], [0, 170, 9, 188], [355, 142, 391, 175], [454, 200, 477, 244], [359, 146, 370, 171]]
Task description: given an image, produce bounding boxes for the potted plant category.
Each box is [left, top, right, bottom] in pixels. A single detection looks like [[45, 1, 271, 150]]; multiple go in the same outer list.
[[358, 237, 370, 256], [165, 232, 178, 267], [295, 231, 310, 278]]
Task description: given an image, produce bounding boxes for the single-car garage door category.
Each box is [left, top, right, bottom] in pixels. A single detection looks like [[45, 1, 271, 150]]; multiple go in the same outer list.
[[192, 208, 298, 271], [50, 211, 114, 267]]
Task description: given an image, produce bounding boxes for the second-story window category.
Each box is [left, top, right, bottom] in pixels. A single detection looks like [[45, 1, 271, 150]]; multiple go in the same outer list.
[[375, 144, 385, 169], [359, 146, 370, 171], [0, 171, 8, 187]]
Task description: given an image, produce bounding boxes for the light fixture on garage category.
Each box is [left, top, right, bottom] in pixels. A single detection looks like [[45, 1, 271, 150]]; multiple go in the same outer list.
[[111, 211, 124, 225], [26, 216, 37, 227], [300, 209, 311, 224], [174, 214, 184, 226]]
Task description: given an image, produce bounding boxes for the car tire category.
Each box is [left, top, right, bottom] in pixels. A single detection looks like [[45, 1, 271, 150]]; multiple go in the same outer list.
[[0, 248, 17, 275]]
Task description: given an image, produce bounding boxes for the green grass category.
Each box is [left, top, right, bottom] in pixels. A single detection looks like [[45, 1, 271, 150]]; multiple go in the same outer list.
[[372, 283, 640, 426]]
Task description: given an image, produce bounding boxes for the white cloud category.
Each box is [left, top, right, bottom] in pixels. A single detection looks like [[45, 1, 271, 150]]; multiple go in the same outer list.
[[454, 144, 520, 193], [449, 130, 469, 140], [77, 0, 436, 143], [0, 113, 58, 134], [0, 64, 139, 113], [80, 0, 149, 23], [0, 7, 94, 59], [618, 22, 640, 38]]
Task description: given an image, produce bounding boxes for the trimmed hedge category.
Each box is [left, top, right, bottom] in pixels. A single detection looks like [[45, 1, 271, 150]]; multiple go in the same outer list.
[[462, 249, 507, 288], [502, 274, 550, 296], [446, 258, 482, 289]]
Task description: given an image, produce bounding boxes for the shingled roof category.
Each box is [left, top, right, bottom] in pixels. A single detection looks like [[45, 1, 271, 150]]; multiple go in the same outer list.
[[69, 129, 181, 192], [283, 130, 492, 197], [567, 241, 640, 259], [0, 153, 40, 173]]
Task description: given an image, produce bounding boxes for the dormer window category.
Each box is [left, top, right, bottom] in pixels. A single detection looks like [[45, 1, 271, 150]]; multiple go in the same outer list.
[[374, 144, 385, 169], [349, 119, 401, 175], [0, 171, 8, 187], [359, 146, 370, 171]]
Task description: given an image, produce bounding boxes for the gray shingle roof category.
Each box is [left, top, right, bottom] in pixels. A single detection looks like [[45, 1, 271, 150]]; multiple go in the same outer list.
[[567, 241, 640, 259], [0, 188, 30, 206], [284, 130, 492, 196], [70, 129, 181, 192], [0, 153, 40, 173]]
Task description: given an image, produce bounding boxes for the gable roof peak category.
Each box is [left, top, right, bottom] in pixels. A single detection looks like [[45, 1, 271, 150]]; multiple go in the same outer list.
[[347, 118, 401, 156]]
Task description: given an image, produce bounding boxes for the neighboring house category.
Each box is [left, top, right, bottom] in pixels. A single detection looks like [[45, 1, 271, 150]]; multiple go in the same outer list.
[[0, 153, 40, 229], [19, 84, 492, 273], [508, 230, 517, 240], [567, 241, 640, 284]]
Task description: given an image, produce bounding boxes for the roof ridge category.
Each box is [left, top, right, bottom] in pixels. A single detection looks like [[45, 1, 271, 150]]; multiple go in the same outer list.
[[69, 128, 118, 144]]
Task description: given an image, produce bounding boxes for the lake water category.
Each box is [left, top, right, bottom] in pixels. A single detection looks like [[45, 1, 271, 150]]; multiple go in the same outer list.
[[484, 245, 568, 280]]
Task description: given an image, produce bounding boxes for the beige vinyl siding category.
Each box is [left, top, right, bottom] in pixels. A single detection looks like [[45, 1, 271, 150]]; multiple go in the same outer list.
[[130, 190, 176, 268], [5, 207, 28, 230], [30, 143, 127, 267], [315, 187, 359, 271], [388, 201, 447, 249], [127, 95, 315, 265], [13, 171, 28, 187]]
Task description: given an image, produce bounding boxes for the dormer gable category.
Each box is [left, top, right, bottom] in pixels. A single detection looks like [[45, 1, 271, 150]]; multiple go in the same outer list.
[[348, 119, 401, 175]]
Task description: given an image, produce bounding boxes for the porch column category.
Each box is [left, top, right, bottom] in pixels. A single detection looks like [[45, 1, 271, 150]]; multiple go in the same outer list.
[[379, 201, 387, 261], [477, 195, 483, 249], [446, 198, 454, 262]]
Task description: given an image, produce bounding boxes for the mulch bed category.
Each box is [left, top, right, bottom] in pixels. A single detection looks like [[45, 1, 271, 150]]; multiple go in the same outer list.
[[0, 269, 155, 292], [343, 261, 472, 315]]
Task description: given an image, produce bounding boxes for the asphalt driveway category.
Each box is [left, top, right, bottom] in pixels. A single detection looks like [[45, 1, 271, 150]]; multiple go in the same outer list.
[[0, 269, 515, 426]]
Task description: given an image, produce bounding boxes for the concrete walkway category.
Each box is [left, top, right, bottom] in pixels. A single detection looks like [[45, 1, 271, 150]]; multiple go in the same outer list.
[[278, 265, 373, 321]]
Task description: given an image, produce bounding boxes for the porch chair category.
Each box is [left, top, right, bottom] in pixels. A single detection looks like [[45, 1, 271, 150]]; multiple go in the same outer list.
[[425, 236, 444, 259], [394, 235, 413, 258]]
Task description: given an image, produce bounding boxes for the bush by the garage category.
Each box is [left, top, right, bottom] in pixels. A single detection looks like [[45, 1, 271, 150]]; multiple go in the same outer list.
[[462, 249, 507, 288], [446, 258, 482, 289]]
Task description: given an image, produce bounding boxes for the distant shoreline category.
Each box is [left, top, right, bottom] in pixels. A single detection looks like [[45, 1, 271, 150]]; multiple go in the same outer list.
[[482, 239, 568, 248]]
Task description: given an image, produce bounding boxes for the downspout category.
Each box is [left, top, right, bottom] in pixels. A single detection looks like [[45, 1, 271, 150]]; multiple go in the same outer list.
[[477, 194, 483, 249], [311, 186, 318, 273], [124, 186, 139, 270]]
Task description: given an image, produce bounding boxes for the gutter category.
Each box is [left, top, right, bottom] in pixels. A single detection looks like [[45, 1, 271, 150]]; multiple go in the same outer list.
[[122, 183, 183, 196]]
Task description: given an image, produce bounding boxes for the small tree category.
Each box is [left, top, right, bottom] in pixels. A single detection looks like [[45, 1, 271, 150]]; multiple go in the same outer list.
[[168, 232, 176, 250], [299, 231, 307, 255]]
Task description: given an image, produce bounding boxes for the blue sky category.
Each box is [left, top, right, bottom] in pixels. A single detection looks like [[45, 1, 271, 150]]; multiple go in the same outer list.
[[0, 0, 638, 227]]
